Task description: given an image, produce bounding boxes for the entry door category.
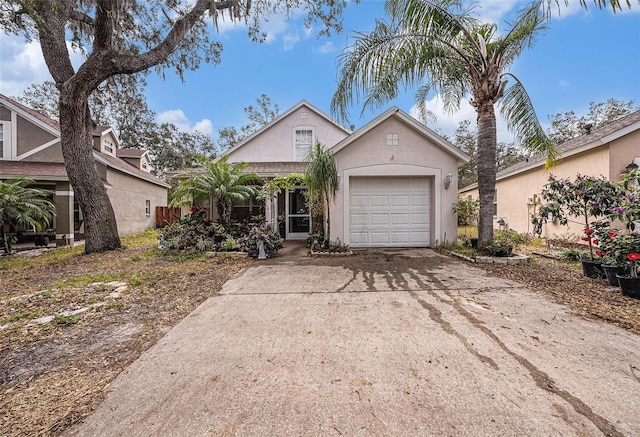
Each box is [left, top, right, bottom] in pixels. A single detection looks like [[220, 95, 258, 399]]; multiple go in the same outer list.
[[286, 187, 310, 239]]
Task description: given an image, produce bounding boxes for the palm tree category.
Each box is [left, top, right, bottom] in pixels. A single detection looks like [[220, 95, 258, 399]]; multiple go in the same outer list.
[[0, 177, 55, 253], [331, 0, 557, 249], [171, 157, 262, 226], [305, 142, 339, 239]]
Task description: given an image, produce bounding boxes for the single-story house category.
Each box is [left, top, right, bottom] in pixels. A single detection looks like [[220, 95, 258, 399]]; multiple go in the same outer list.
[[459, 110, 640, 238], [214, 100, 469, 248], [0, 93, 170, 246]]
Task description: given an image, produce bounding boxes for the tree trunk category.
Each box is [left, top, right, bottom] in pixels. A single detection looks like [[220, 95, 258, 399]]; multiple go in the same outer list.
[[58, 96, 121, 253], [476, 102, 498, 250]]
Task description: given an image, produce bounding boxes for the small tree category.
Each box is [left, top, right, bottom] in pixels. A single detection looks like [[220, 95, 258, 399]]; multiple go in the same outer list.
[[0, 177, 55, 253], [305, 142, 339, 239], [452, 196, 479, 236], [533, 174, 623, 260], [171, 157, 262, 227]]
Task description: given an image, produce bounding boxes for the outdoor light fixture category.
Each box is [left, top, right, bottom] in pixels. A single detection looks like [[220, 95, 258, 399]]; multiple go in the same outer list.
[[444, 173, 453, 189], [625, 161, 639, 174]]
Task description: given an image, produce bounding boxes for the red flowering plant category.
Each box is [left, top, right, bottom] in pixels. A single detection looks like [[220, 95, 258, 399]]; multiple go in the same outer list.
[[533, 174, 623, 260], [606, 232, 640, 277]]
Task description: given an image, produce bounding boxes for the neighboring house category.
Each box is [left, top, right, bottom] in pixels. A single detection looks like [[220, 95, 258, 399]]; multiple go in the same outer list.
[[216, 100, 469, 248], [0, 94, 170, 246], [459, 111, 640, 238]]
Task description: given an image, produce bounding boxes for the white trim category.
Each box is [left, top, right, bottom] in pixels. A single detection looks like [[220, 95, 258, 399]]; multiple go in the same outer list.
[[0, 119, 12, 160], [0, 96, 60, 137], [55, 190, 74, 196], [601, 120, 640, 143], [342, 164, 442, 247], [93, 152, 171, 188], [16, 138, 61, 160]]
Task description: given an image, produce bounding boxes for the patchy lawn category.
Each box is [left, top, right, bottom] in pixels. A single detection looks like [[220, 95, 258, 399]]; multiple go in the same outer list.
[[0, 230, 251, 437], [473, 245, 640, 336]]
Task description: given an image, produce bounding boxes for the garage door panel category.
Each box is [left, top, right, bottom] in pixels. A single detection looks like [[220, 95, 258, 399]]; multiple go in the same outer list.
[[370, 232, 389, 244], [350, 213, 368, 226], [411, 194, 429, 207], [370, 195, 389, 207], [391, 195, 410, 206], [349, 176, 431, 248], [391, 213, 410, 225], [370, 214, 389, 225], [350, 195, 369, 207]]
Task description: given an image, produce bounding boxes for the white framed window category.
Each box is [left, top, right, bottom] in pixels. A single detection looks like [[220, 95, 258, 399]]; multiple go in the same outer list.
[[493, 189, 498, 217], [386, 133, 399, 146], [142, 162, 148, 171], [145, 200, 151, 216], [294, 128, 314, 161], [0, 121, 11, 159], [104, 140, 114, 154]]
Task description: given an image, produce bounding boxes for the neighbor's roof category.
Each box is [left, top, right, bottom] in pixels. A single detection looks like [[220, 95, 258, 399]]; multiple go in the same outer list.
[[0, 161, 68, 180], [459, 110, 640, 192], [94, 150, 170, 188], [117, 148, 147, 158]]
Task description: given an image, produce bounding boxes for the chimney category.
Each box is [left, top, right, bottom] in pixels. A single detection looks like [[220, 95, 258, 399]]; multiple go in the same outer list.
[[582, 123, 593, 135]]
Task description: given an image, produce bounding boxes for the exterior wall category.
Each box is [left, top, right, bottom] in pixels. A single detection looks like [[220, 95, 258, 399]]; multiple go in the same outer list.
[[0, 105, 10, 121], [609, 129, 640, 181], [331, 116, 460, 246], [462, 127, 640, 239], [226, 104, 349, 163], [105, 169, 168, 235], [16, 114, 58, 157], [54, 181, 74, 245], [24, 142, 64, 162]]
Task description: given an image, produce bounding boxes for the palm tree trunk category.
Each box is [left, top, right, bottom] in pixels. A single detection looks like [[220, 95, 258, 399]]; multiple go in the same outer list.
[[58, 95, 121, 254], [476, 102, 498, 250]]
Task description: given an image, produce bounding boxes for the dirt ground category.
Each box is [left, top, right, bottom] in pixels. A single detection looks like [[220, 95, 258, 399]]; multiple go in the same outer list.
[[2, 238, 640, 436]]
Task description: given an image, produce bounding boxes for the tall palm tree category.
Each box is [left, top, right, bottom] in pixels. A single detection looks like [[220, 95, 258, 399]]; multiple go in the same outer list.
[[305, 142, 339, 239], [171, 157, 262, 226], [0, 177, 55, 253], [331, 0, 557, 248]]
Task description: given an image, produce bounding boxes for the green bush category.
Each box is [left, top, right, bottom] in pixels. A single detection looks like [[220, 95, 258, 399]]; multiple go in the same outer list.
[[236, 222, 283, 258]]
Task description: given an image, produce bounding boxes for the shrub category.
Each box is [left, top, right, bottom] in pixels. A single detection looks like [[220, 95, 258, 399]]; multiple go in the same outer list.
[[236, 222, 283, 258], [484, 231, 528, 257], [159, 211, 226, 251]]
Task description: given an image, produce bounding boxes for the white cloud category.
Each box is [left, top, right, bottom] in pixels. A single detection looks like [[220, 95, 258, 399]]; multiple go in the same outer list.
[[157, 109, 213, 136], [283, 33, 301, 50], [0, 35, 87, 96], [316, 41, 337, 55], [192, 119, 214, 136], [411, 95, 515, 144], [469, 0, 519, 24]]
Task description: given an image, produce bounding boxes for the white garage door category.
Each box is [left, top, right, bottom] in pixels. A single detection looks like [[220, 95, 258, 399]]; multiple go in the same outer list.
[[349, 177, 431, 247]]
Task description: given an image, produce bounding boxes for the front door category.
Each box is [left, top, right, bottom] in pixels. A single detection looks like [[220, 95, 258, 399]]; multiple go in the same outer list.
[[286, 187, 310, 239]]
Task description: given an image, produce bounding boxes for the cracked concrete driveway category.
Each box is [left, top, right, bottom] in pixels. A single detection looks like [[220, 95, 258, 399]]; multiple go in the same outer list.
[[65, 246, 640, 436]]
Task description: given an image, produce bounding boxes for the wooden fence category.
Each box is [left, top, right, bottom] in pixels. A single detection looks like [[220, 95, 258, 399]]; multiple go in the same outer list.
[[156, 206, 182, 228]]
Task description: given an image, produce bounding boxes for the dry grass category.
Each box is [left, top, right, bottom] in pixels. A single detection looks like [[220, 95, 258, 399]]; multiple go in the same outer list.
[[0, 230, 251, 436]]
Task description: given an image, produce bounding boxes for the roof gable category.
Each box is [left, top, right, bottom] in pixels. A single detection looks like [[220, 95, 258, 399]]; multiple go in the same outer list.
[[219, 100, 352, 162], [329, 107, 470, 163]]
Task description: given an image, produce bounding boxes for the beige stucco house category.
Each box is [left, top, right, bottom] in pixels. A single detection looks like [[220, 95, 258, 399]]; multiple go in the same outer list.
[[459, 111, 640, 239], [0, 93, 170, 246], [220, 100, 469, 247]]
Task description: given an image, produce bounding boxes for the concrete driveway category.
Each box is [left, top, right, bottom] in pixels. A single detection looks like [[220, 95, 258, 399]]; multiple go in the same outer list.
[[65, 246, 640, 436]]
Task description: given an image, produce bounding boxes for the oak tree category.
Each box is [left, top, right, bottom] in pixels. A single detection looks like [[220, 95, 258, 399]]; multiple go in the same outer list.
[[1, 0, 351, 253]]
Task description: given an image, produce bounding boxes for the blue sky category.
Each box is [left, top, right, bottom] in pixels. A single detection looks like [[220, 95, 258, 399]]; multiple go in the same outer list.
[[1, 0, 639, 145]]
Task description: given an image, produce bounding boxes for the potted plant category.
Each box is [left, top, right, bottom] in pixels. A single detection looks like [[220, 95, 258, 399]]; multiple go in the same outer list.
[[609, 232, 640, 297], [592, 226, 625, 286], [533, 174, 623, 279]]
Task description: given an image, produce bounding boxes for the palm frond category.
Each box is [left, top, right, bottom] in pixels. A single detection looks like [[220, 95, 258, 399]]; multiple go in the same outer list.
[[499, 74, 559, 168]]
